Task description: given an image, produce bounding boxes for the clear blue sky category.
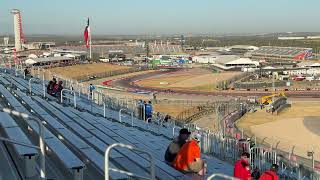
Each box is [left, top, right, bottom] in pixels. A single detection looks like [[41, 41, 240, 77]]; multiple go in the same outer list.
[[1, 0, 320, 35]]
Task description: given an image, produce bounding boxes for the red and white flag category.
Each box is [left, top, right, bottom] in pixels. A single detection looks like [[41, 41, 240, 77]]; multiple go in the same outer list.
[[84, 18, 90, 48]]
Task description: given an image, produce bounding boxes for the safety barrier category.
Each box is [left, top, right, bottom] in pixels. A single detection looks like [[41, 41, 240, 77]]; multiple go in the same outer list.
[[104, 143, 155, 180]]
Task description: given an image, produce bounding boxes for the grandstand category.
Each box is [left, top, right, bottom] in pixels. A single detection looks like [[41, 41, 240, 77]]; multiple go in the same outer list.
[[251, 46, 313, 61], [0, 67, 319, 179], [0, 68, 234, 179], [53, 45, 145, 55], [149, 43, 183, 54]]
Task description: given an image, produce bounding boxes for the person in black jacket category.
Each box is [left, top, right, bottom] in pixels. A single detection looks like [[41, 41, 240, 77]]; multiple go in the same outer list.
[[164, 128, 191, 164]]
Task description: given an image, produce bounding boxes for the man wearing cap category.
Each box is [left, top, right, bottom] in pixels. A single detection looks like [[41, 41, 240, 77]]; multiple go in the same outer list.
[[172, 134, 206, 176], [259, 164, 279, 180], [165, 128, 191, 164]]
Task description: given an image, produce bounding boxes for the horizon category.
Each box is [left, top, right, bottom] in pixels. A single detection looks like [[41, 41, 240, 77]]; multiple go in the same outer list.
[[1, 0, 320, 35]]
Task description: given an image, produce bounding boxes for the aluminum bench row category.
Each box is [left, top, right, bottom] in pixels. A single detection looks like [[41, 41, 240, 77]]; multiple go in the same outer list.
[[13, 89, 126, 179], [0, 85, 86, 178], [46, 100, 185, 179], [36, 97, 183, 180]]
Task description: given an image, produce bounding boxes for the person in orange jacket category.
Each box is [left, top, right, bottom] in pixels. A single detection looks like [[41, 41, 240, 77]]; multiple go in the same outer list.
[[234, 152, 251, 180], [259, 164, 279, 180], [172, 134, 207, 176]]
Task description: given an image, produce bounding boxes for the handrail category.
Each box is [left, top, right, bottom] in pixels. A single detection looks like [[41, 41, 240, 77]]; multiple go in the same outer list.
[[3, 108, 46, 179], [103, 102, 106, 118], [207, 173, 239, 180], [104, 143, 155, 180], [130, 111, 134, 127], [60, 89, 76, 108], [118, 109, 125, 123], [28, 76, 46, 98]]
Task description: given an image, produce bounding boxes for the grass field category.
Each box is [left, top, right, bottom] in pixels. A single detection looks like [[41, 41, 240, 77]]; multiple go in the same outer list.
[[237, 101, 320, 160], [136, 68, 242, 92], [47, 63, 130, 79]]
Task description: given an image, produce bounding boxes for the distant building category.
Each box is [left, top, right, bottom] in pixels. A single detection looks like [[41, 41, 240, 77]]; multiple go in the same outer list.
[[251, 46, 313, 61], [278, 37, 305, 40], [25, 56, 75, 67], [193, 55, 259, 70], [220, 45, 259, 55]]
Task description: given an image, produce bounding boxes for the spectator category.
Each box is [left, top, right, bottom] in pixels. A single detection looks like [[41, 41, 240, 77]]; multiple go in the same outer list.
[[24, 68, 29, 77], [259, 164, 279, 180], [52, 81, 62, 96], [164, 115, 170, 122], [47, 81, 54, 94], [173, 134, 207, 176], [145, 101, 153, 122], [88, 84, 95, 99], [251, 167, 261, 180], [234, 152, 251, 180], [164, 128, 191, 164], [56, 81, 63, 97]]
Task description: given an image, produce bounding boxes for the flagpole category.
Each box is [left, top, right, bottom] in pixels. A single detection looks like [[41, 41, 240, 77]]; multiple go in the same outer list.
[[89, 17, 92, 59]]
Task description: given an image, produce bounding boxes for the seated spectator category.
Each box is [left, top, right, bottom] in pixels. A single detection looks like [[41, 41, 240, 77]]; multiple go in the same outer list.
[[52, 81, 63, 97], [234, 152, 251, 180], [173, 134, 207, 176], [56, 81, 63, 97], [164, 128, 191, 164], [259, 164, 279, 180], [47, 81, 53, 94]]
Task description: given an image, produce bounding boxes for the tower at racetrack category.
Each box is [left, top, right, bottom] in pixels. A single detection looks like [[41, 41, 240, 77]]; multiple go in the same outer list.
[[11, 9, 25, 52]]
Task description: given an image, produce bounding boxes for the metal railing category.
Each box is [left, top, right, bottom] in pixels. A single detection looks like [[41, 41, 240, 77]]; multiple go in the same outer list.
[[207, 173, 239, 180], [60, 89, 76, 108], [3, 108, 46, 179], [28, 74, 46, 98], [104, 143, 155, 180]]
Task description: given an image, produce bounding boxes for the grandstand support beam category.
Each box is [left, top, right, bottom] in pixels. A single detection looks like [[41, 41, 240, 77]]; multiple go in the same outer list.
[[2, 108, 46, 179], [104, 143, 155, 180]]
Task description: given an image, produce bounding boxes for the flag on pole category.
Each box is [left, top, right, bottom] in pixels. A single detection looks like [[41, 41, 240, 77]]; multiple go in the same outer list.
[[84, 18, 90, 48]]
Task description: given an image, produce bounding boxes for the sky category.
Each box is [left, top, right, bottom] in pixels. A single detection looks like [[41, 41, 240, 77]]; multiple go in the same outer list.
[[1, 0, 320, 35]]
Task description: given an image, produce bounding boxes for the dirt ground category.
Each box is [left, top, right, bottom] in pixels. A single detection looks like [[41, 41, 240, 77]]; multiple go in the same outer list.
[[47, 63, 130, 79], [237, 101, 320, 160], [136, 68, 242, 91]]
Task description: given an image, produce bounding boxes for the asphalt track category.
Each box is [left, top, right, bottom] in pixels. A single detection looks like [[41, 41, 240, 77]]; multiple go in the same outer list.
[[111, 69, 320, 98], [304, 116, 320, 136]]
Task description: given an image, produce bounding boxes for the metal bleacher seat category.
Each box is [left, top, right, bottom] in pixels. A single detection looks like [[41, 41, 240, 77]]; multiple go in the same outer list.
[[0, 85, 87, 179], [35, 97, 186, 179], [0, 112, 38, 179], [12, 89, 128, 179]]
